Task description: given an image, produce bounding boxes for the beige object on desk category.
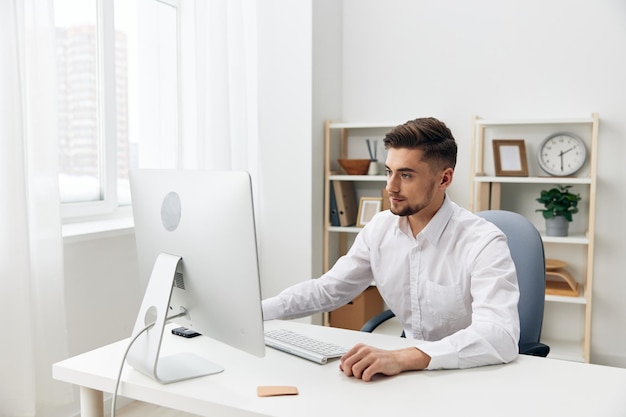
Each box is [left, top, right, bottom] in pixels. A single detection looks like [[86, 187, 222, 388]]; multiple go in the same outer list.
[[545, 258, 579, 297], [257, 386, 298, 397]]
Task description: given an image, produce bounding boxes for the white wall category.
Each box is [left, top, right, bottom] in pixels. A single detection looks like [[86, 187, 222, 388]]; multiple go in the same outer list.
[[338, 0, 626, 367], [63, 232, 141, 356], [256, 0, 315, 302], [312, 0, 344, 276]]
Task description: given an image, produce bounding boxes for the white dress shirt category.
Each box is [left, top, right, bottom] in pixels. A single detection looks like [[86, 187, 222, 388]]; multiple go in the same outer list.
[[262, 196, 520, 370]]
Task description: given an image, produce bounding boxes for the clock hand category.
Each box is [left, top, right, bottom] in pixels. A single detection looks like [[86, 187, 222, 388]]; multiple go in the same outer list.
[[561, 147, 575, 155]]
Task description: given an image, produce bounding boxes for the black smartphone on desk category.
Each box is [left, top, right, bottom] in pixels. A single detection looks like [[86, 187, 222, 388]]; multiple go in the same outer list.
[[171, 326, 201, 338]]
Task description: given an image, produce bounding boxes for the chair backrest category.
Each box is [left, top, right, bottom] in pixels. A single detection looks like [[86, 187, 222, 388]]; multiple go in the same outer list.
[[476, 210, 546, 351]]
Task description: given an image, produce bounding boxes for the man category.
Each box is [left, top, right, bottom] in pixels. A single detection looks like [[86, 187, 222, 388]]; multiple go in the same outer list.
[[262, 117, 520, 381]]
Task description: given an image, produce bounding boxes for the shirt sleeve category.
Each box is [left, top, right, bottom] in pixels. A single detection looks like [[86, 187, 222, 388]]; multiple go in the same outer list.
[[261, 236, 374, 321], [420, 233, 520, 370]]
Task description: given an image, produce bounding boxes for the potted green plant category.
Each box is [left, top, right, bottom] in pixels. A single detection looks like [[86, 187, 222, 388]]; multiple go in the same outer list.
[[535, 185, 581, 237]]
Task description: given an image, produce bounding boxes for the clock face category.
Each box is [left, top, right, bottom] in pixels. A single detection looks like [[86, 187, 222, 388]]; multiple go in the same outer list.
[[537, 133, 587, 176]]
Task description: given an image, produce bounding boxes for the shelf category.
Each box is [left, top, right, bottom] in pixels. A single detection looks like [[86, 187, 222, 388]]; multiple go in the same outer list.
[[541, 234, 589, 245], [323, 121, 394, 270], [473, 176, 592, 185], [329, 174, 386, 182], [545, 293, 586, 305], [475, 117, 595, 127], [328, 226, 363, 233], [470, 113, 598, 364], [328, 122, 399, 129], [542, 338, 585, 362], [325, 227, 588, 242], [324, 121, 394, 329]]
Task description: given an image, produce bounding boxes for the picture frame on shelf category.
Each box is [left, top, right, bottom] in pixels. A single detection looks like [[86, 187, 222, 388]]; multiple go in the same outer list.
[[492, 139, 528, 177], [356, 197, 382, 227]]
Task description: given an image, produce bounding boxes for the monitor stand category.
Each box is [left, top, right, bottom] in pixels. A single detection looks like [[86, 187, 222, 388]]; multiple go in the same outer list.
[[127, 253, 224, 384]]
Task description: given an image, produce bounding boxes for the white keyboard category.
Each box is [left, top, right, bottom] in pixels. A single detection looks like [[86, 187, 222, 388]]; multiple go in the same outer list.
[[264, 328, 348, 365]]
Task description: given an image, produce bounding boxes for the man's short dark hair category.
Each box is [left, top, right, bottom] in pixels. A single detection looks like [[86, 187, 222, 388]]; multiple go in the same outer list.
[[383, 117, 457, 172]]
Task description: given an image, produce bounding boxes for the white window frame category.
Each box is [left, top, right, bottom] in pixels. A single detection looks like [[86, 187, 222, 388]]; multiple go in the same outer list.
[[61, 0, 116, 219], [60, 0, 181, 223]]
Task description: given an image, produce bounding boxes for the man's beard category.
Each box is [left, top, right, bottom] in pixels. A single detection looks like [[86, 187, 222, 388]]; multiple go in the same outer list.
[[389, 181, 436, 217], [390, 204, 421, 217]]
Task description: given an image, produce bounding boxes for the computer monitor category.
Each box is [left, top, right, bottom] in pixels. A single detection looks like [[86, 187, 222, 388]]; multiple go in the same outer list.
[[127, 169, 265, 384]]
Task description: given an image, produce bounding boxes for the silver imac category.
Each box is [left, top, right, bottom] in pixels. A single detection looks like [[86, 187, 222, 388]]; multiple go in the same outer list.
[[127, 169, 265, 384]]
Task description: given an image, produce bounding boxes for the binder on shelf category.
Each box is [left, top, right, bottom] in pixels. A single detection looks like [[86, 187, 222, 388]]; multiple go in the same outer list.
[[381, 187, 390, 211], [329, 184, 340, 226], [332, 181, 357, 226]]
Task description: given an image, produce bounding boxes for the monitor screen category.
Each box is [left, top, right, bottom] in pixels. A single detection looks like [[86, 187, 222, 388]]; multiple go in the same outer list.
[[127, 169, 265, 384]]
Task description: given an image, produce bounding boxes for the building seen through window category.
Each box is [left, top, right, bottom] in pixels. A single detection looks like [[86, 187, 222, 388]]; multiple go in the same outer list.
[[54, 0, 178, 213], [56, 24, 131, 203]]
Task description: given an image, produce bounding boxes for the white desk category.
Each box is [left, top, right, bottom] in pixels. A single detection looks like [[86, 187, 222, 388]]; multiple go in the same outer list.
[[54, 320, 626, 417]]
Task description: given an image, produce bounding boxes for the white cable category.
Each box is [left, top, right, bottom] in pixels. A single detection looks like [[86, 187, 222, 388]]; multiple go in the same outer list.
[[110, 311, 187, 417]]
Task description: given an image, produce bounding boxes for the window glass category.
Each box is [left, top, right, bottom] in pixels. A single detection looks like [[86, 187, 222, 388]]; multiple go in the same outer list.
[[54, 0, 101, 203], [113, 1, 133, 206], [55, 0, 179, 211]]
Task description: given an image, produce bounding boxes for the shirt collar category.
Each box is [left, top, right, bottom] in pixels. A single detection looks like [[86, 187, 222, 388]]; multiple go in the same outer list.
[[394, 195, 454, 244], [422, 194, 454, 245]]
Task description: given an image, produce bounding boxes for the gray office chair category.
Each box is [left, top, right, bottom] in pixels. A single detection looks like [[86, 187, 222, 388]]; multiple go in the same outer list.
[[361, 210, 550, 357]]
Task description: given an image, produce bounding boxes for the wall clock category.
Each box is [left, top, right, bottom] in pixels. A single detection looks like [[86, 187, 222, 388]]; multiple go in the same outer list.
[[537, 132, 587, 176]]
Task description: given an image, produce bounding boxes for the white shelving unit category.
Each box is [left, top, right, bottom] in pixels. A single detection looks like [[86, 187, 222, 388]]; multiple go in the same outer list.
[[322, 120, 397, 328], [323, 121, 397, 270], [469, 113, 599, 362]]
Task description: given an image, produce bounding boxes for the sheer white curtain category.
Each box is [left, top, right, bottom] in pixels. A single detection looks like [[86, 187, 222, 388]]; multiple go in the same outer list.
[[179, 0, 260, 180], [0, 1, 71, 416], [0, 0, 260, 415]]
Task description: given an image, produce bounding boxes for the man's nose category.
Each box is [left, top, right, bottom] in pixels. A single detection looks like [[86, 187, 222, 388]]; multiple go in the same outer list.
[[386, 174, 399, 194]]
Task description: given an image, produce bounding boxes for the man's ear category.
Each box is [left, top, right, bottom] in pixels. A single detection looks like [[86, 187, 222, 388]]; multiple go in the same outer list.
[[439, 168, 454, 189]]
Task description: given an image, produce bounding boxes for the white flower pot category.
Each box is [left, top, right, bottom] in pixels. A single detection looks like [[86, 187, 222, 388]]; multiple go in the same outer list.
[[545, 216, 569, 237]]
